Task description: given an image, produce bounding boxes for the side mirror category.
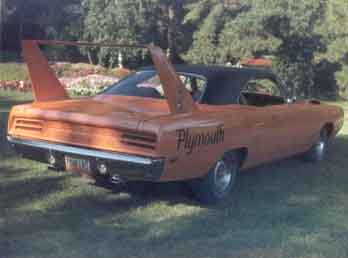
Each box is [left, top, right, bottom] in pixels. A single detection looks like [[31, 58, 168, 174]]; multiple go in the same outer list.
[[286, 96, 297, 104]]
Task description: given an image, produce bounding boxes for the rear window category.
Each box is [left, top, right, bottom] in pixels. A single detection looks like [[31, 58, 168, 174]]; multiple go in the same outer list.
[[103, 71, 207, 102]]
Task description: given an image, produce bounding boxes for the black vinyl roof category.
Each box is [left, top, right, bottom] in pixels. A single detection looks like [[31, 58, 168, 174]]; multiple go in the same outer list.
[[140, 64, 277, 81], [140, 64, 279, 105]]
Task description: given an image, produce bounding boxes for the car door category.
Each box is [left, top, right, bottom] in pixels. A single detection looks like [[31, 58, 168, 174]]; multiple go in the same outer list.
[[240, 77, 296, 163], [274, 101, 321, 155]]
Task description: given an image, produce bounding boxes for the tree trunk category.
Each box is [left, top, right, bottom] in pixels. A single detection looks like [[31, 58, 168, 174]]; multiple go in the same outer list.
[[87, 51, 94, 65], [0, 0, 4, 51], [166, 0, 183, 63]]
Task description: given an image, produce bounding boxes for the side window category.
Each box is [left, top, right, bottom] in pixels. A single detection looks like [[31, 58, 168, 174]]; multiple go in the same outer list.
[[244, 79, 282, 96], [240, 78, 285, 106], [133, 72, 206, 101], [179, 74, 206, 101]]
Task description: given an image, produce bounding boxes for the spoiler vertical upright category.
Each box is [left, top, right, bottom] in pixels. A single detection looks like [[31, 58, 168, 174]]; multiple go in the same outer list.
[[21, 40, 197, 114], [22, 40, 69, 102], [147, 45, 197, 114]]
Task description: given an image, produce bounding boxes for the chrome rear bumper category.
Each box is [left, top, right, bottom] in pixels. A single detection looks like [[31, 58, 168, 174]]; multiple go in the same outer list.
[[7, 136, 164, 181]]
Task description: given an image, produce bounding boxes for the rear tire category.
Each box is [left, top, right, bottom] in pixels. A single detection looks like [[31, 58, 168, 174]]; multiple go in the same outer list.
[[126, 181, 150, 196], [304, 128, 329, 162], [189, 152, 240, 204]]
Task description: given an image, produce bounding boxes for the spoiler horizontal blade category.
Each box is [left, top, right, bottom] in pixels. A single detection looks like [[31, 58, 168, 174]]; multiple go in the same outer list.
[[34, 40, 147, 49], [22, 40, 197, 113]]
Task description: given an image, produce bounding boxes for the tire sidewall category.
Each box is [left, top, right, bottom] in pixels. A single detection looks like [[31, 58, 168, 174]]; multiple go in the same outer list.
[[190, 153, 240, 204], [305, 128, 329, 162], [209, 157, 238, 199]]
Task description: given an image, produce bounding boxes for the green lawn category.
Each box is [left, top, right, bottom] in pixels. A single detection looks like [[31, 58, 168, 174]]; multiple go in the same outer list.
[[1, 90, 348, 258], [0, 63, 28, 81]]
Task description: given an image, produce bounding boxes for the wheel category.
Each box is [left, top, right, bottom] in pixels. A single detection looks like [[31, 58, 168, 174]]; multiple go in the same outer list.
[[94, 175, 113, 188], [189, 153, 240, 204], [94, 175, 125, 192], [126, 181, 151, 196], [304, 128, 329, 162]]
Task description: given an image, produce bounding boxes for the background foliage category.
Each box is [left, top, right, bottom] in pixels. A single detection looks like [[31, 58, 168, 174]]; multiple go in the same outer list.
[[1, 0, 348, 98]]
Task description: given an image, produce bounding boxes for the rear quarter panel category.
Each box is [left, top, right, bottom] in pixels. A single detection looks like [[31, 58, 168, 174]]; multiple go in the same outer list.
[[142, 106, 253, 181]]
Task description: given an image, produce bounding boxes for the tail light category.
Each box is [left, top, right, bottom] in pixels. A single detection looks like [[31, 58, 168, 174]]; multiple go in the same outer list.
[[14, 118, 44, 133], [121, 131, 157, 149]]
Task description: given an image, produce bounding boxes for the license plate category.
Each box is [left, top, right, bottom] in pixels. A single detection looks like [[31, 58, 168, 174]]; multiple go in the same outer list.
[[65, 156, 91, 174]]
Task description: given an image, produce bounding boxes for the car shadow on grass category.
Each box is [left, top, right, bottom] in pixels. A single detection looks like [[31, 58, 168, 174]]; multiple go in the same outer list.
[[96, 132, 348, 208], [2, 135, 348, 258]]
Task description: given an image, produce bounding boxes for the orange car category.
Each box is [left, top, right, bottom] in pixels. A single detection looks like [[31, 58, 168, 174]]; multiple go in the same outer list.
[[7, 40, 344, 203]]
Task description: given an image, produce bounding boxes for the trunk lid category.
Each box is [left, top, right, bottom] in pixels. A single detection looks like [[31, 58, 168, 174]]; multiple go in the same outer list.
[[8, 95, 170, 156], [10, 95, 170, 129]]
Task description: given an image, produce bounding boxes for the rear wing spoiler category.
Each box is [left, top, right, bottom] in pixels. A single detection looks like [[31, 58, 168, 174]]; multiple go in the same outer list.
[[22, 40, 197, 114]]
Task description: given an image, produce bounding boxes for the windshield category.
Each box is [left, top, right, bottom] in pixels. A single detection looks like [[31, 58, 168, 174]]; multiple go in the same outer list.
[[102, 71, 206, 102]]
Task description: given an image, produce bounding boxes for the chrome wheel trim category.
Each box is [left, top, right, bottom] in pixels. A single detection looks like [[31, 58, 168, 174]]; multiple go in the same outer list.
[[214, 160, 232, 195], [315, 137, 327, 160]]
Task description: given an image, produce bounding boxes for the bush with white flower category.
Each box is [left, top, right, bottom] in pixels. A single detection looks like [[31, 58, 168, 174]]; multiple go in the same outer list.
[[60, 74, 119, 96]]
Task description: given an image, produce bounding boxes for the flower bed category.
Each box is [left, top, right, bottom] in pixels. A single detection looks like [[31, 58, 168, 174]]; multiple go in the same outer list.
[[0, 80, 31, 91], [0, 63, 131, 96]]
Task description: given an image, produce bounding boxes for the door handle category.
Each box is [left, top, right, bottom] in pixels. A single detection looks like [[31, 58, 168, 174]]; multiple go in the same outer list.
[[255, 122, 265, 127]]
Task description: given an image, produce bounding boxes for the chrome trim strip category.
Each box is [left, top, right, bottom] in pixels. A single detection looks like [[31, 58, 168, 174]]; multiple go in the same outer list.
[[7, 136, 154, 165]]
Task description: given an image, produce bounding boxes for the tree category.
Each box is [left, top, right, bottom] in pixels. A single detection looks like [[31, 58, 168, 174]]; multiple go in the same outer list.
[[217, 0, 326, 98], [184, 0, 248, 64], [1, 0, 82, 53], [316, 0, 348, 98], [82, 0, 151, 66], [158, 0, 185, 63], [81, 0, 189, 66], [4, 0, 348, 98]]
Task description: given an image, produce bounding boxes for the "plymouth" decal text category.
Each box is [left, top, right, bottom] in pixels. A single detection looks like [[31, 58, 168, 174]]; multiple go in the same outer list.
[[176, 125, 224, 154]]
